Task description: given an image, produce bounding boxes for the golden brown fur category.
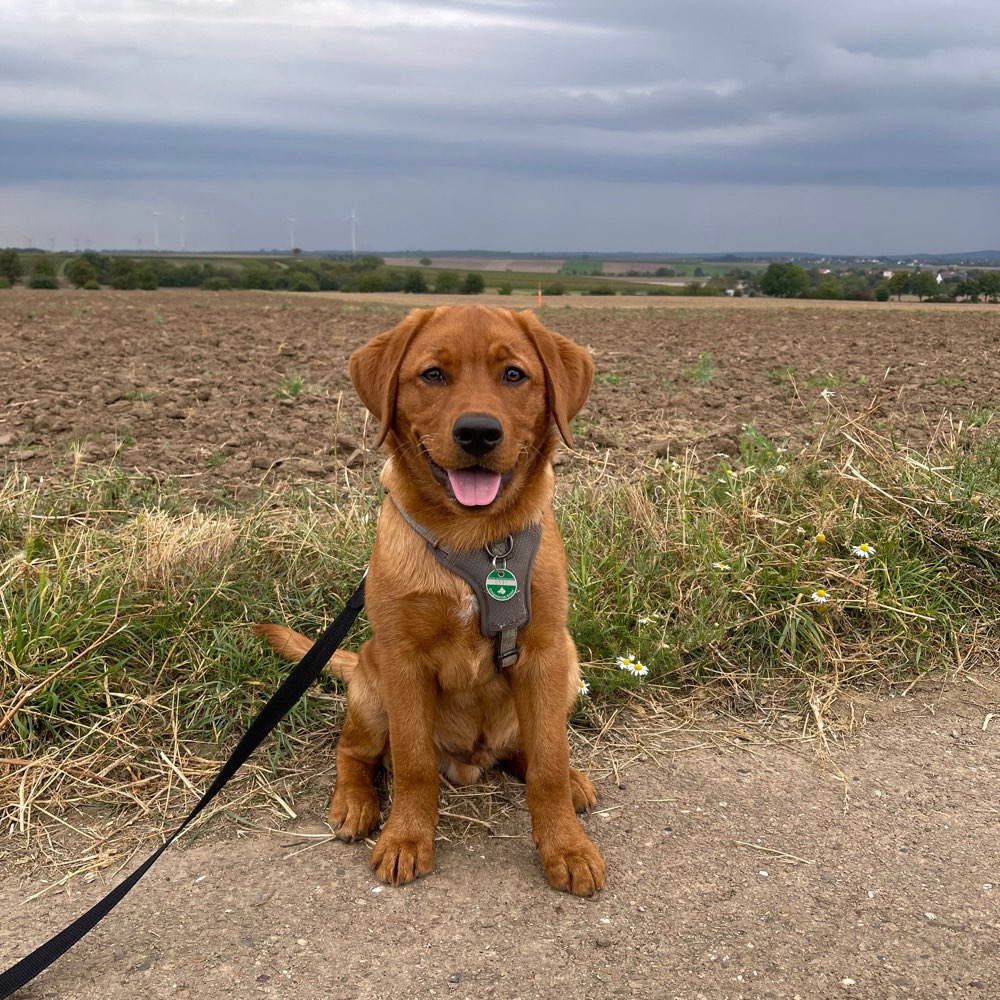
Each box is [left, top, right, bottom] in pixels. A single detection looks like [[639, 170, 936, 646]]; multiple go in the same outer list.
[[256, 305, 604, 895]]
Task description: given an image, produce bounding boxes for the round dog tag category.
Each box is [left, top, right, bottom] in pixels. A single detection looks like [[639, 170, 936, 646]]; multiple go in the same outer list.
[[485, 568, 518, 601]]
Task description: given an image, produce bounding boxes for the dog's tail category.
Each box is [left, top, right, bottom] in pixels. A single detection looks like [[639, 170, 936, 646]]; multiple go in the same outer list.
[[252, 623, 358, 681]]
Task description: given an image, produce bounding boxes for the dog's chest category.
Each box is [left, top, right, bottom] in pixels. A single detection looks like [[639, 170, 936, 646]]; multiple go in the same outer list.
[[437, 589, 496, 690]]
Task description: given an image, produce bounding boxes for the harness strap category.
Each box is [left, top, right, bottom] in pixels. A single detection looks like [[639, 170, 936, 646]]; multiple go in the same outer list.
[[389, 498, 540, 669]]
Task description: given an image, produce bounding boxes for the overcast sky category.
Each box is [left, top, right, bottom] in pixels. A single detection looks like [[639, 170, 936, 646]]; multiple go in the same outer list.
[[2, 0, 999, 254]]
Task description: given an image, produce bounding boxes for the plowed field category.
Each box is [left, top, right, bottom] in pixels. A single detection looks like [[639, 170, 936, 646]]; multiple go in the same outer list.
[[2, 290, 997, 496]]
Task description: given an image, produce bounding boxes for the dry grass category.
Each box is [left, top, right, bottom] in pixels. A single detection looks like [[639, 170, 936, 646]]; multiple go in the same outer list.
[[1, 410, 998, 880]]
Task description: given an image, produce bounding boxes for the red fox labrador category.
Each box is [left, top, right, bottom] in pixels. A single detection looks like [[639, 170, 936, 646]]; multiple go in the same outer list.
[[257, 305, 604, 895]]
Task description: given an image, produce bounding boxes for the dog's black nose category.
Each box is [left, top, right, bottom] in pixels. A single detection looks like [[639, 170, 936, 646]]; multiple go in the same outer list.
[[453, 413, 504, 457]]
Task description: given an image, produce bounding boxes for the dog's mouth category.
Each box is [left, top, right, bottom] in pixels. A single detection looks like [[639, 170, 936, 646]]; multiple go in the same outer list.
[[426, 456, 513, 508]]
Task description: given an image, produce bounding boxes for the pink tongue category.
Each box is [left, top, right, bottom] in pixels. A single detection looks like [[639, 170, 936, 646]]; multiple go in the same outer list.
[[447, 468, 502, 506]]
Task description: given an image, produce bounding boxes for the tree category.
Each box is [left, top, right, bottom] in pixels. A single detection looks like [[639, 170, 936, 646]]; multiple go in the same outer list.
[[760, 262, 808, 298], [434, 270, 460, 294], [419, 257, 432, 267], [82, 250, 111, 283], [287, 269, 320, 291], [135, 261, 159, 290], [0, 249, 23, 285], [461, 272, 485, 294], [909, 270, 937, 302], [242, 265, 276, 290], [815, 277, 843, 300], [403, 270, 427, 293], [976, 270, 1000, 303], [109, 257, 137, 290], [356, 272, 385, 292], [888, 270, 910, 301], [28, 256, 59, 289], [65, 256, 98, 288]]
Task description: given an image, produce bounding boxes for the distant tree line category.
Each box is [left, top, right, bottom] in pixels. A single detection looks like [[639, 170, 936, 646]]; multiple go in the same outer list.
[[757, 262, 1000, 303], [0, 250, 490, 295], [3, 247, 999, 303]]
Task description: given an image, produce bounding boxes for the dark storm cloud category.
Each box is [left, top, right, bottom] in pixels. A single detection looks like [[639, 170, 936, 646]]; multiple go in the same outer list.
[[3, 0, 1000, 250]]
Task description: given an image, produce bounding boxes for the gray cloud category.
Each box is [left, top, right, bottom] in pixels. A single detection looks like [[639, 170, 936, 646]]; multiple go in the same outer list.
[[2, 0, 1000, 251]]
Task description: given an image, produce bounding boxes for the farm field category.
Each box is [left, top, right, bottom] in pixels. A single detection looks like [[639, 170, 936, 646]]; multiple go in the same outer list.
[[0, 289, 996, 494], [1, 289, 998, 997], [382, 255, 567, 272]]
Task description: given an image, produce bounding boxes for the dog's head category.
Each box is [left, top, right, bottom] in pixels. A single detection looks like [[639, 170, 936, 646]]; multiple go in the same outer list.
[[349, 306, 593, 513]]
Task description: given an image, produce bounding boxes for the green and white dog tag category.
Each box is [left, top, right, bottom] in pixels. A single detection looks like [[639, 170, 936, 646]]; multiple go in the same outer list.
[[485, 568, 518, 601]]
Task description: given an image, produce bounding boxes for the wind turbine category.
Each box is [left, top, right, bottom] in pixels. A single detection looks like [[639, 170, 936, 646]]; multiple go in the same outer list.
[[287, 216, 297, 253], [346, 207, 360, 257], [178, 214, 186, 252], [151, 209, 161, 252]]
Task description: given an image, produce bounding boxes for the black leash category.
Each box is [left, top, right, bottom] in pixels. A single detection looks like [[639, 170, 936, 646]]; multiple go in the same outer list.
[[0, 577, 366, 999]]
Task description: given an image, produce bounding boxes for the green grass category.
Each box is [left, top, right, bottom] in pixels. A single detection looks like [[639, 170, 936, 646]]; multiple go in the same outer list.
[[1, 419, 998, 845], [593, 371, 624, 386], [563, 421, 999, 700], [768, 366, 797, 385], [276, 371, 306, 398], [966, 408, 996, 429], [805, 372, 845, 388], [685, 351, 715, 385]]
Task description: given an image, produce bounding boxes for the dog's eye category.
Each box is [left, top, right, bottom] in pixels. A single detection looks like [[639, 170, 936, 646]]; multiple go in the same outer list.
[[421, 367, 446, 384], [502, 366, 527, 384]]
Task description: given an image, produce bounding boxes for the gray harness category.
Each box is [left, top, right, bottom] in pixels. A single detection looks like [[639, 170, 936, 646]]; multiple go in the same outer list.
[[390, 498, 541, 670]]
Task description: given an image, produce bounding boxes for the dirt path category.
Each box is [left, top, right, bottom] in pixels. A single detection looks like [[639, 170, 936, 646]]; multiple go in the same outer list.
[[2, 675, 997, 999]]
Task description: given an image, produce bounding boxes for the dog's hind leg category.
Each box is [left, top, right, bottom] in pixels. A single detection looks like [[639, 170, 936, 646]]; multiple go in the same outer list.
[[501, 751, 597, 813], [329, 645, 387, 840]]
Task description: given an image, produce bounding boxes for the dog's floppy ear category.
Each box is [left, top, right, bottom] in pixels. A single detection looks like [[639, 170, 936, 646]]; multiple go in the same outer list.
[[349, 308, 437, 447], [514, 310, 594, 447]]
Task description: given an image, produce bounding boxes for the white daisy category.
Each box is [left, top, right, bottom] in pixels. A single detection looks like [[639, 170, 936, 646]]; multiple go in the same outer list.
[[711, 561, 733, 572], [577, 678, 590, 697], [616, 654, 649, 677], [811, 589, 829, 603], [852, 542, 876, 559]]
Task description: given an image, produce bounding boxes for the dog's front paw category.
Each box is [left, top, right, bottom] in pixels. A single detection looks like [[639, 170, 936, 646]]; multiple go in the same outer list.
[[328, 781, 381, 841], [539, 835, 605, 897], [370, 818, 434, 885]]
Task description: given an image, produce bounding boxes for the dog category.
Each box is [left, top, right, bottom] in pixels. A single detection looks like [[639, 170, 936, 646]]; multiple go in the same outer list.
[[256, 305, 604, 896]]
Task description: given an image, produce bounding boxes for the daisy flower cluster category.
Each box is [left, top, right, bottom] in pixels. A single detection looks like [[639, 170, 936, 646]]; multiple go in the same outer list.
[[616, 654, 649, 677], [802, 541, 876, 607]]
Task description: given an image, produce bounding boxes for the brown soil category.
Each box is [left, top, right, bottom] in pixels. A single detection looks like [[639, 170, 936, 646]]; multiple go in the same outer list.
[[2, 290, 998, 998], [2, 290, 997, 499]]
